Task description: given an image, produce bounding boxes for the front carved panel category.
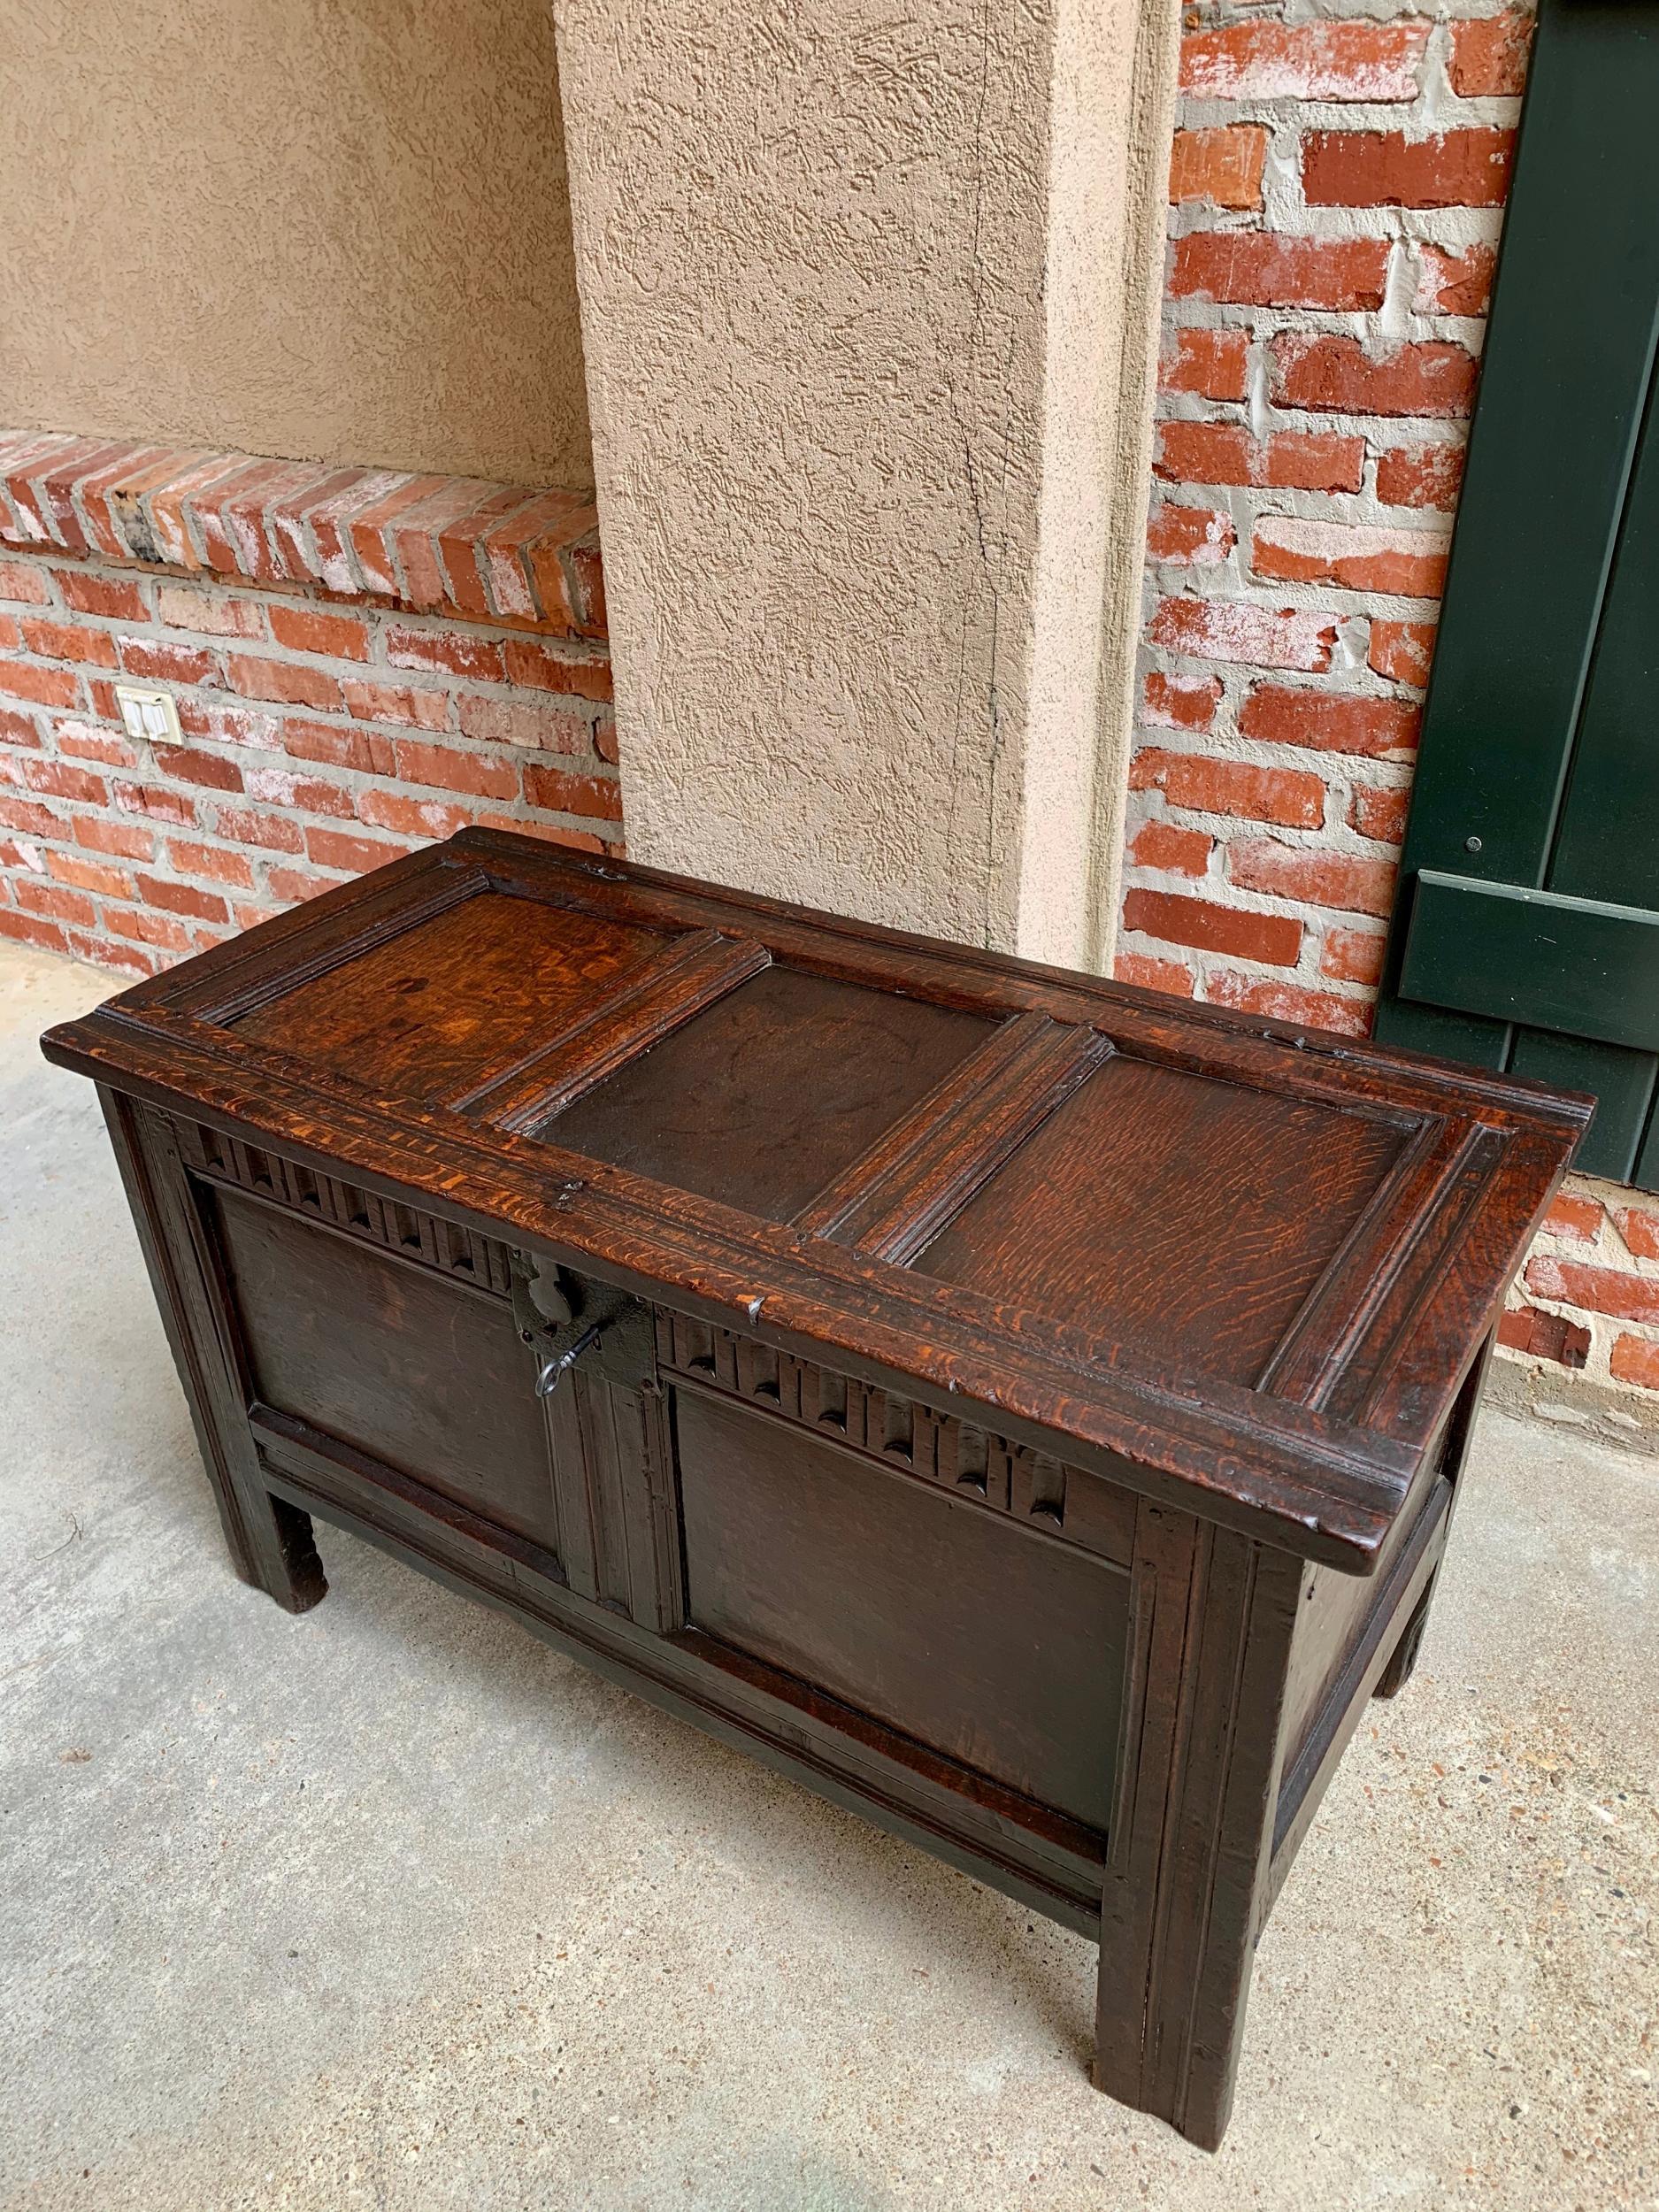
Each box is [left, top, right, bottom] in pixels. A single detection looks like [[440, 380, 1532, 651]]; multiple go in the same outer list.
[[172, 1114, 675, 1631]]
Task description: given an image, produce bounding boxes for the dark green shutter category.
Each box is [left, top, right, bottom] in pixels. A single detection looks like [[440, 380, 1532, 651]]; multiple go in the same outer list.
[[1374, 0, 1659, 1187]]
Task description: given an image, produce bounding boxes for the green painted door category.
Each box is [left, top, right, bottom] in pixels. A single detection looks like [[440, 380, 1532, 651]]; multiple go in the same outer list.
[[1374, 0, 1659, 1187]]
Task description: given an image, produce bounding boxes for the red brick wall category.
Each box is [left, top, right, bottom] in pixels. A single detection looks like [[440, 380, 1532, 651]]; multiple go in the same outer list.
[[1122, 4, 1521, 1027], [1504, 1190, 1659, 1404], [1124, 2, 1659, 1409], [0, 434, 618, 977]]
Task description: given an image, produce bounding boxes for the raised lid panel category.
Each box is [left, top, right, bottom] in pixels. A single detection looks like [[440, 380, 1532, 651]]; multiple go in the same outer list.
[[541, 964, 993, 1222], [234, 889, 666, 1102], [914, 1056, 1409, 1387]]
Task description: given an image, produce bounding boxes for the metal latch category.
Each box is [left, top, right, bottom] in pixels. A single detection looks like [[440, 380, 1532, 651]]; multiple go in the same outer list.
[[510, 1253, 654, 1399]]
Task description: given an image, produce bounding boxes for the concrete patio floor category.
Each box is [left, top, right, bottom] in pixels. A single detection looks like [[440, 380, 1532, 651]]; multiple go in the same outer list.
[[1, 934, 1655, 2212]]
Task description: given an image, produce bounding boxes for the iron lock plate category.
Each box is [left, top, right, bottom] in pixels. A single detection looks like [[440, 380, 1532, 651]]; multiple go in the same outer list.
[[509, 1252, 655, 1398]]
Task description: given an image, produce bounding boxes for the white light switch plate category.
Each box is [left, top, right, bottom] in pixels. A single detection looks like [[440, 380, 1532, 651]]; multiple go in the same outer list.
[[113, 683, 182, 745]]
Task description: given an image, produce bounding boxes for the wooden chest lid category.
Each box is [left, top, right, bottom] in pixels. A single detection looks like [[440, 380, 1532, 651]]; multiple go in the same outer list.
[[43, 826, 1590, 1573]]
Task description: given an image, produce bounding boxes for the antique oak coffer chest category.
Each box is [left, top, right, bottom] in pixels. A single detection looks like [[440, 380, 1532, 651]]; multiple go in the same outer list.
[[42, 826, 1588, 2147]]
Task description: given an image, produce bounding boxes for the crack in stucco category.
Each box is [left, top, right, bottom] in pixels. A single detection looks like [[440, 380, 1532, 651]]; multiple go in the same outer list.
[[942, 0, 1009, 951]]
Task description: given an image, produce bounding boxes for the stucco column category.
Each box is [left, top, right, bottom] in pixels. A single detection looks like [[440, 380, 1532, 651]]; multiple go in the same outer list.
[[553, 0, 1177, 965]]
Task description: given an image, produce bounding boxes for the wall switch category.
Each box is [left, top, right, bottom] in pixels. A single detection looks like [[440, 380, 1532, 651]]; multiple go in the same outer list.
[[114, 683, 182, 745]]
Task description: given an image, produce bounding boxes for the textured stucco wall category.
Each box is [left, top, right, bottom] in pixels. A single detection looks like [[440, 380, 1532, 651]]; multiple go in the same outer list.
[[555, 0, 1175, 959], [0, 0, 594, 488]]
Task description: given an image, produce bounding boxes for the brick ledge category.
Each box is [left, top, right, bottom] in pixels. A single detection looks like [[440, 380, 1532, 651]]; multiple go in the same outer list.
[[0, 431, 603, 640]]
